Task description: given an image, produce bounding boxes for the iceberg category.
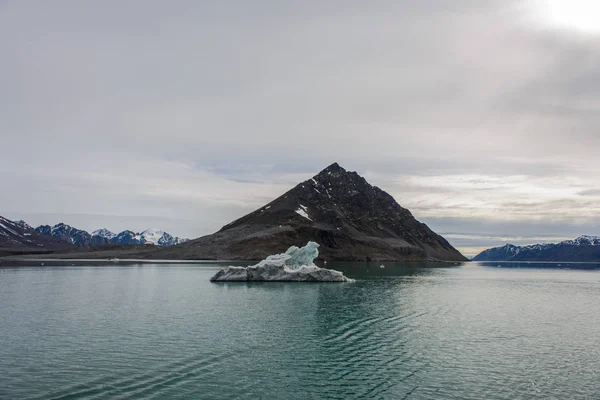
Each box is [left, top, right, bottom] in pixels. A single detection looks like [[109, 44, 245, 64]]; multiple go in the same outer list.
[[210, 242, 354, 282]]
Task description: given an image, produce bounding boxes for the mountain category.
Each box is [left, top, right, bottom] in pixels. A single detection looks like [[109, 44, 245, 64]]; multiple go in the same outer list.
[[112, 230, 140, 245], [138, 228, 188, 246], [109, 228, 188, 246], [472, 236, 600, 262], [14, 220, 33, 230], [0, 216, 71, 255], [35, 223, 111, 247], [147, 163, 467, 261], [92, 228, 116, 241], [35, 224, 188, 247]]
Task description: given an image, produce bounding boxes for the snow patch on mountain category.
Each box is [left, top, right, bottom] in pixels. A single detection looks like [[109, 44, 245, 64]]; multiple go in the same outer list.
[[92, 228, 116, 240], [562, 235, 600, 246], [15, 220, 32, 230], [0, 216, 70, 250], [0, 221, 20, 237], [295, 205, 313, 221]]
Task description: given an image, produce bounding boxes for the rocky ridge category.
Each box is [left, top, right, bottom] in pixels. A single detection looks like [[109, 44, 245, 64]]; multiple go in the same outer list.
[[34, 224, 188, 247], [0, 216, 70, 255], [473, 236, 600, 262], [148, 163, 467, 262]]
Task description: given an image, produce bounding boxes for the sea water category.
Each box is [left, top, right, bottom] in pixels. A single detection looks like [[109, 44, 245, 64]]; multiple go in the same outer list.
[[1, 261, 599, 399]]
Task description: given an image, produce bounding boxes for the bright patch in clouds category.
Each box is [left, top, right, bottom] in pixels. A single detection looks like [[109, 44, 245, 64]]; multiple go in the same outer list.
[[389, 173, 600, 222], [532, 0, 600, 33]]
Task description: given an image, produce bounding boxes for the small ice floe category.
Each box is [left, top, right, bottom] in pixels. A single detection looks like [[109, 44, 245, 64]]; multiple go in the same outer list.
[[210, 242, 353, 282]]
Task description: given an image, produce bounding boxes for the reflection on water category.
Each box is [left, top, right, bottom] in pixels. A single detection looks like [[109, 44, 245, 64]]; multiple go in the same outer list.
[[1, 262, 599, 399], [325, 260, 463, 278]]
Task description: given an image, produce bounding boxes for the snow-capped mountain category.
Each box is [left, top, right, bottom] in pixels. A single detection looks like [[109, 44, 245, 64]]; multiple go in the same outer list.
[[140, 228, 167, 245], [561, 235, 600, 246], [34, 223, 188, 247], [113, 230, 142, 245], [473, 236, 600, 262], [1, 215, 189, 254], [0, 216, 70, 253], [139, 228, 188, 246], [92, 228, 116, 241], [35, 223, 102, 247]]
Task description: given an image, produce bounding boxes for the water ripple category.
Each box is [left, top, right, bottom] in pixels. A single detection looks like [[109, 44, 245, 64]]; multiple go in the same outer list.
[[1, 264, 600, 399]]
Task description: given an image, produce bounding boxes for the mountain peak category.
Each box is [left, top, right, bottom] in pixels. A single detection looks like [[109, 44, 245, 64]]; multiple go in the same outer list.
[[323, 162, 345, 173], [182, 163, 466, 262], [15, 220, 32, 230], [92, 228, 116, 240], [578, 235, 600, 241], [314, 162, 348, 180], [563, 235, 600, 246]]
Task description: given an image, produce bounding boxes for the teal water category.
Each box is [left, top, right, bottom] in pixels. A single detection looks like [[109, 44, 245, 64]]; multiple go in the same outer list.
[[1, 262, 599, 399]]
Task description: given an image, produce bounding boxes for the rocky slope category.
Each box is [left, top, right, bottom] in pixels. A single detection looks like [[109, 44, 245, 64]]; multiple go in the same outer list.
[[36, 223, 110, 246], [473, 236, 600, 262], [148, 163, 467, 262], [0, 216, 71, 255]]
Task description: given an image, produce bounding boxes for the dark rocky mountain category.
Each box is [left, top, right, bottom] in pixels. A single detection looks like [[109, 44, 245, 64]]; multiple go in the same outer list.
[[14, 220, 33, 230], [473, 236, 600, 262], [35, 223, 110, 247], [35, 224, 188, 247], [113, 230, 141, 245], [148, 163, 467, 261], [0, 216, 72, 255]]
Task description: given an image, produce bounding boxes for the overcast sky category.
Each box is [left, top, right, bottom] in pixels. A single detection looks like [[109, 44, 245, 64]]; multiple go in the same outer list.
[[2, 0, 599, 257]]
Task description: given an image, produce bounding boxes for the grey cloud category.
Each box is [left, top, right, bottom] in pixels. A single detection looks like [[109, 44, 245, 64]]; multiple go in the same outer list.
[[423, 216, 600, 241], [1, 0, 599, 252], [579, 189, 600, 197]]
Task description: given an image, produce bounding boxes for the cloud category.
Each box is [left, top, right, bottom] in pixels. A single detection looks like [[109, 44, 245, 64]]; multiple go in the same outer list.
[[1, 0, 599, 250]]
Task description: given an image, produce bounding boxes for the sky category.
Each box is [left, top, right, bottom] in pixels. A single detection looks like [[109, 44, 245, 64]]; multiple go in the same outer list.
[[1, 0, 600, 257]]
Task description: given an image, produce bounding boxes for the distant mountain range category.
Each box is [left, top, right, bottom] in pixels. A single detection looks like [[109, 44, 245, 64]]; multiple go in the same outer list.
[[0, 216, 69, 254], [473, 236, 600, 262], [0, 215, 187, 255], [34, 224, 188, 247], [145, 163, 467, 261]]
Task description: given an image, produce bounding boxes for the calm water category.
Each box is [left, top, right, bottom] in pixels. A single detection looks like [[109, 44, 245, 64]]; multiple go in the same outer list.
[[1, 261, 600, 399]]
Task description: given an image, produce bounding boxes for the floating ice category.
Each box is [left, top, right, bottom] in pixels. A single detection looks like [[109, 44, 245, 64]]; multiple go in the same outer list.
[[210, 242, 353, 282], [283, 241, 319, 268]]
